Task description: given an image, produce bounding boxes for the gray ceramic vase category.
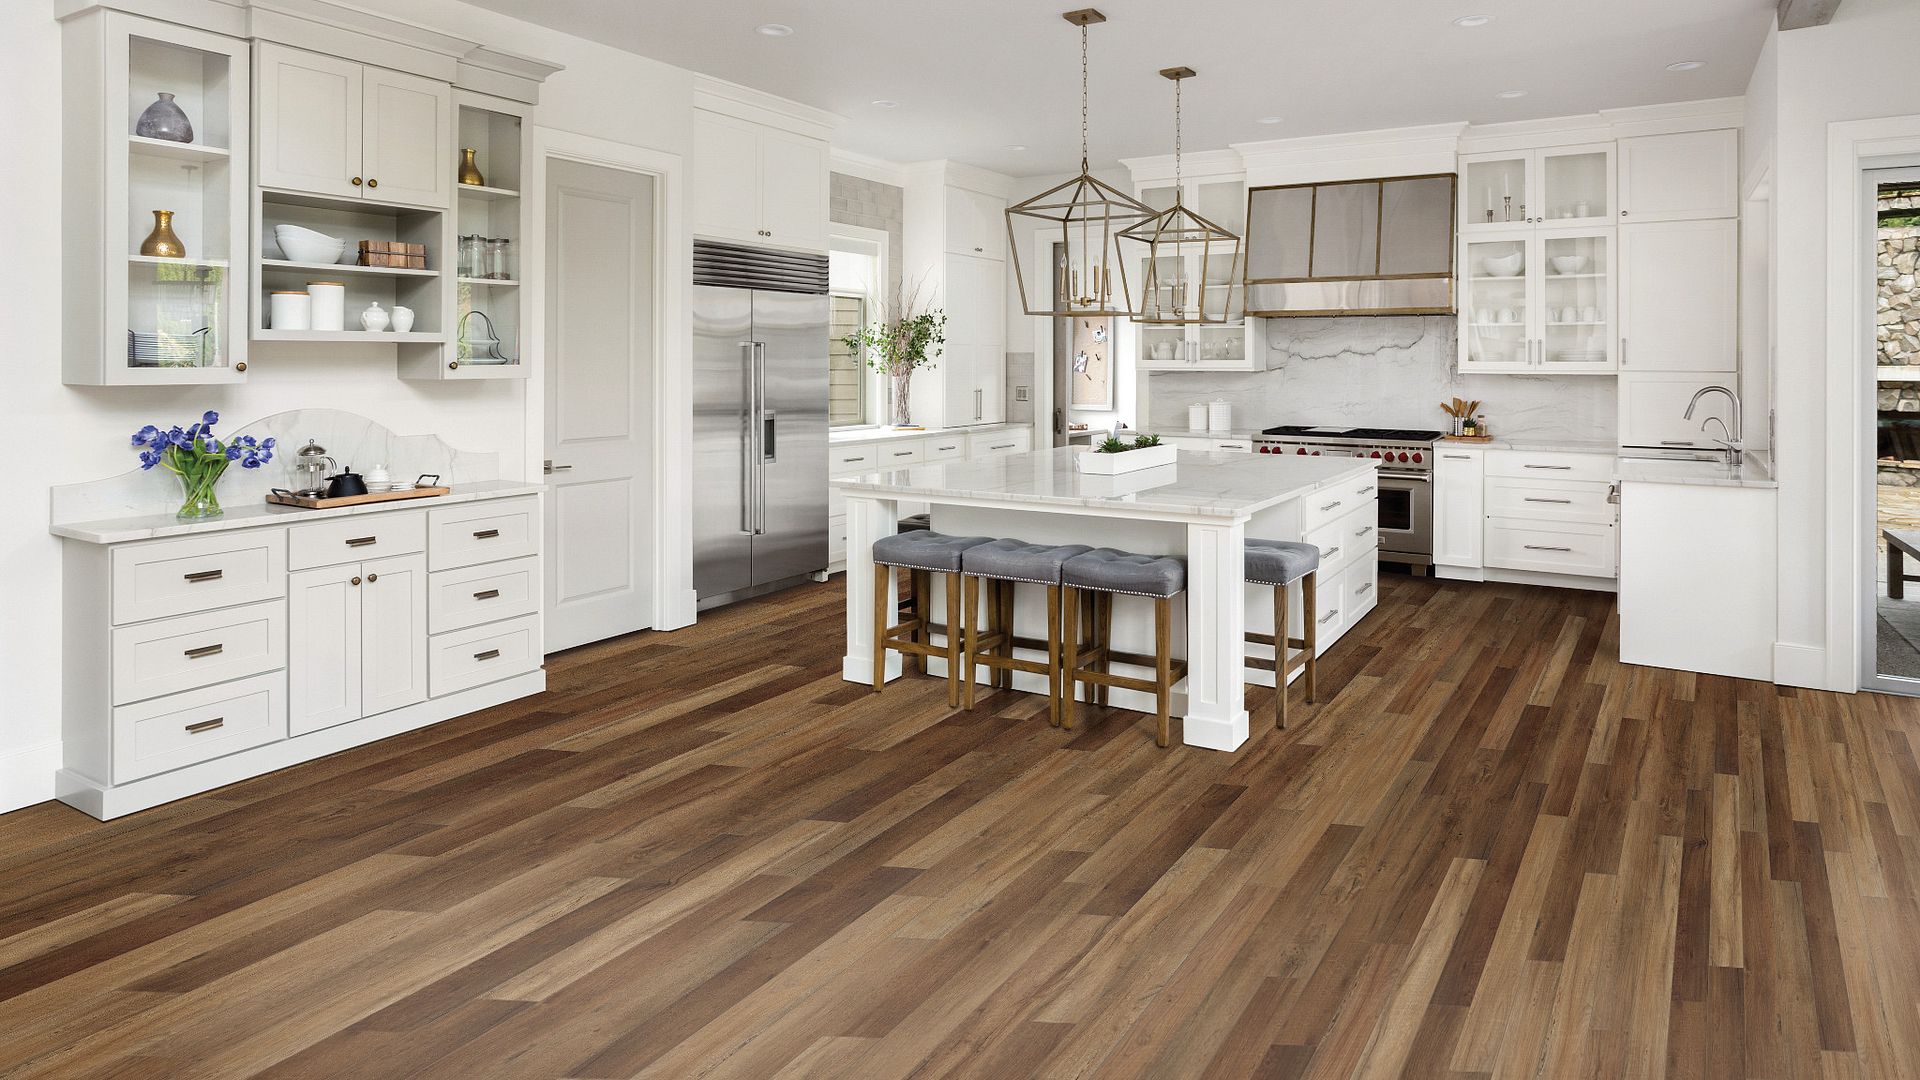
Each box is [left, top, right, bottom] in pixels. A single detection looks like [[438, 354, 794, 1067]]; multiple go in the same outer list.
[[135, 93, 193, 144]]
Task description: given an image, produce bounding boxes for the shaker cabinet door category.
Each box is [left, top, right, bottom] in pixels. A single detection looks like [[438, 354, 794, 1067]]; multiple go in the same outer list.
[[288, 563, 361, 736], [255, 43, 364, 200], [361, 67, 452, 208], [692, 111, 763, 244], [1618, 219, 1737, 372], [758, 128, 828, 251], [359, 554, 429, 717]]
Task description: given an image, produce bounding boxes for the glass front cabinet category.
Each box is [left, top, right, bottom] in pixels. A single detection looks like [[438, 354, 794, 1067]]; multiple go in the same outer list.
[[1459, 144, 1615, 235], [63, 11, 251, 385], [1460, 229, 1616, 373], [1132, 175, 1265, 372]]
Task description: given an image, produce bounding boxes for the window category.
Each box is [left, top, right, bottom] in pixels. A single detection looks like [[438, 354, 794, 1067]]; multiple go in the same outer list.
[[829, 293, 867, 428]]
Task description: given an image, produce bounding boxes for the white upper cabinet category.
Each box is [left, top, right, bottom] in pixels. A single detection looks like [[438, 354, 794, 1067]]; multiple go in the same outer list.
[[1618, 218, 1738, 372], [1460, 143, 1614, 234], [945, 186, 1005, 260], [692, 110, 828, 251], [255, 43, 451, 209], [904, 166, 1011, 426], [1618, 130, 1739, 222]]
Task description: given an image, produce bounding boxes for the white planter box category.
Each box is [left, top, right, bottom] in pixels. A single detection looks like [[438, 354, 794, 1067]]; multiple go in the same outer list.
[[1075, 444, 1178, 474]]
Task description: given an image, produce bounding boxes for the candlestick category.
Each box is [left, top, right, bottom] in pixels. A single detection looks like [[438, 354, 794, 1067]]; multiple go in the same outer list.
[[1502, 195, 1512, 223]]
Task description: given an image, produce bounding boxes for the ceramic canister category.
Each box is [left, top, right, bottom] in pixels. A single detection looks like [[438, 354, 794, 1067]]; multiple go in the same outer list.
[[269, 291, 311, 331], [307, 281, 344, 331], [1208, 399, 1233, 433], [1188, 403, 1207, 433]]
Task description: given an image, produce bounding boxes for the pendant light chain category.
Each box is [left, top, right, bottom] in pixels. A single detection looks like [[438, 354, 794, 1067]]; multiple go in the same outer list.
[[1079, 23, 1090, 172], [1173, 76, 1182, 192]]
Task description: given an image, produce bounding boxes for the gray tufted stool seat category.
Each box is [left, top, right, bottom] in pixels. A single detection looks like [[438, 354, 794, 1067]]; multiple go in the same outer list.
[[1243, 537, 1323, 731], [870, 531, 994, 707], [957, 540, 1092, 724], [1059, 548, 1190, 747]]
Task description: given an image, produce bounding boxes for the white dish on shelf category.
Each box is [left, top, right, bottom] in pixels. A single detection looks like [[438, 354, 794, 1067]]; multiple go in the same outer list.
[[272, 224, 347, 265], [1481, 253, 1523, 277], [1549, 255, 1590, 275]]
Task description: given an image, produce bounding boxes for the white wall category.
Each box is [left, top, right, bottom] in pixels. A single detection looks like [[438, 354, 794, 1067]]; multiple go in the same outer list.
[[1758, 0, 1920, 687], [0, 0, 697, 812]]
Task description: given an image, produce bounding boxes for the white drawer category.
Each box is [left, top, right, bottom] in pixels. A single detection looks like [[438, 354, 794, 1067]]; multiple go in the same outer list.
[[430, 613, 541, 698], [1485, 517, 1618, 578], [112, 599, 286, 706], [1485, 450, 1615, 483], [1302, 502, 1376, 576], [830, 445, 879, 475], [112, 529, 287, 625], [828, 513, 848, 565], [1300, 469, 1381, 534], [428, 497, 539, 572], [1344, 552, 1380, 629], [971, 429, 1031, 457], [1311, 568, 1344, 653], [112, 671, 285, 783], [1485, 477, 1617, 524], [429, 556, 541, 634], [923, 434, 968, 461], [876, 439, 926, 467], [288, 510, 426, 571]]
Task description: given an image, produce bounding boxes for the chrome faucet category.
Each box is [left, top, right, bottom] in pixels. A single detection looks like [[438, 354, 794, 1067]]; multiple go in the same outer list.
[[1683, 385, 1743, 467]]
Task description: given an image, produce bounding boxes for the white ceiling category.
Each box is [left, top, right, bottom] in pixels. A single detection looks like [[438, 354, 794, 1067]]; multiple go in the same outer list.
[[461, 0, 1775, 177]]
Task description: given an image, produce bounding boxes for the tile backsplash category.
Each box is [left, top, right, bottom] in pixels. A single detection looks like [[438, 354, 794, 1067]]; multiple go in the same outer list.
[[1145, 316, 1617, 442]]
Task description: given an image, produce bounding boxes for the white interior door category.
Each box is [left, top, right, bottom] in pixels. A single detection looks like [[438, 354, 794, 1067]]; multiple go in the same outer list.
[[543, 156, 657, 651]]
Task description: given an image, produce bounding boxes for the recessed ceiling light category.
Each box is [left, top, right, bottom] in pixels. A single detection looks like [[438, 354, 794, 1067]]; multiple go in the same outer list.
[[1453, 14, 1493, 27], [1496, 89, 1528, 99], [1258, 116, 1284, 125], [1002, 144, 1028, 151], [754, 23, 793, 36], [1665, 60, 1706, 72], [870, 99, 899, 109]]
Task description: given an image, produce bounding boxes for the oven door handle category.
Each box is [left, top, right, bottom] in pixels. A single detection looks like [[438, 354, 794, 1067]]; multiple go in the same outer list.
[[1374, 471, 1432, 483]]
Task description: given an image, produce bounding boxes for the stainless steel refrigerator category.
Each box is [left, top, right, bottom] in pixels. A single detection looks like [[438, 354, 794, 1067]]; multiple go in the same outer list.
[[691, 241, 830, 609]]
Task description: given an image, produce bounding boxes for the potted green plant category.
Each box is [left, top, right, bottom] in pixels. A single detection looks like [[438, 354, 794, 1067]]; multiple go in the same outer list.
[[1076, 432, 1177, 475], [842, 283, 946, 428]]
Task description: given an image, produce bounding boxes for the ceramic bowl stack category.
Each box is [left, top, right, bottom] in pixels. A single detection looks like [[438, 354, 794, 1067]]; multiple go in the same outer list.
[[272, 224, 348, 264], [1481, 253, 1523, 277], [1549, 255, 1591, 275], [127, 328, 208, 367]]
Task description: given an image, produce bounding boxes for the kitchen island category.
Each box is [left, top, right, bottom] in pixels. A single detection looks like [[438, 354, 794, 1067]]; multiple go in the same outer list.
[[834, 447, 1380, 751]]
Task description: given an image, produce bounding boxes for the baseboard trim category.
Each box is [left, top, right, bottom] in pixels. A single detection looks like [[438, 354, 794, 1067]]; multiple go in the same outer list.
[[0, 740, 62, 816], [1772, 642, 1831, 690]]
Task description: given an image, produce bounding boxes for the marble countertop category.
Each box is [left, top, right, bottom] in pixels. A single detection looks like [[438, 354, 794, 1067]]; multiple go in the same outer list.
[[1615, 453, 1778, 490], [830, 423, 1016, 445], [1144, 428, 1268, 442], [831, 445, 1376, 521], [1436, 437, 1621, 455], [54, 481, 545, 545]]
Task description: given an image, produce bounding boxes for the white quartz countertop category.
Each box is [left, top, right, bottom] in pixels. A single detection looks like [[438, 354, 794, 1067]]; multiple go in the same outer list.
[[1144, 428, 1268, 442], [831, 446, 1376, 521], [829, 423, 1015, 445], [1615, 454, 1778, 490], [53, 481, 545, 544], [1437, 437, 1620, 455]]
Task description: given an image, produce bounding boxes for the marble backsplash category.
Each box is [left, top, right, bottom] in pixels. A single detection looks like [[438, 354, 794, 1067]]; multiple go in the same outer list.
[[1146, 316, 1617, 441], [51, 409, 500, 526]]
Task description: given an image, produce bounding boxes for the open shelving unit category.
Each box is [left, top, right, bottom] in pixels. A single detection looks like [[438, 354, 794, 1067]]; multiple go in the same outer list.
[[253, 186, 447, 349]]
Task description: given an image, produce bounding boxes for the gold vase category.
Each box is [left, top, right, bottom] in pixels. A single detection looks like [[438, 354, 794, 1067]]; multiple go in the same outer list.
[[458, 148, 485, 187], [139, 210, 185, 258]]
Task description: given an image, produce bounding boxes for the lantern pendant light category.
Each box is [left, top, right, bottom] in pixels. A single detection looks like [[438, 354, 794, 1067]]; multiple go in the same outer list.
[[1120, 67, 1243, 325], [1005, 9, 1155, 319]]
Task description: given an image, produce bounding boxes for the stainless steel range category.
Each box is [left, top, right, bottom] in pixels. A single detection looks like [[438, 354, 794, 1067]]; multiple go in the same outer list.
[[1252, 425, 1443, 573]]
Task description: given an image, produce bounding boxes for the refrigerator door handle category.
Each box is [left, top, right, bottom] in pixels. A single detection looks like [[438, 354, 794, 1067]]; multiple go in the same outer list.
[[754, 341, 769, 534], [739, 341, 756, 535]]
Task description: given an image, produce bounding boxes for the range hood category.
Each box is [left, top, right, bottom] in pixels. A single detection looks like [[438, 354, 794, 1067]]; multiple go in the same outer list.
[[1242, 173, 1456, 317]]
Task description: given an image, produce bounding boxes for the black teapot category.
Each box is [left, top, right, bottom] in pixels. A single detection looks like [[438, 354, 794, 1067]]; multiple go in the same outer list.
[[325, 467, 369, 499]]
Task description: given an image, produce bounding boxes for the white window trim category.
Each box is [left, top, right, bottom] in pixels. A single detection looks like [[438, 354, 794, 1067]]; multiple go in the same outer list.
[[830, 224, 891, 430]]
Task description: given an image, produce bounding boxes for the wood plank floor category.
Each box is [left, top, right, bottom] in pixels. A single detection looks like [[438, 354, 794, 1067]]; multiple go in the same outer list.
[[4, 572, 1920, 1079]]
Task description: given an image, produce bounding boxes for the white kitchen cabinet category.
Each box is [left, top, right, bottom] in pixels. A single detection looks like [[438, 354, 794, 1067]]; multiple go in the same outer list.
[[289, 552, 427, 735], [1460, 143, 1615, 235], [1433, 447, 1484, 569], [691, 110, 828, 251], [1618, 130, 1739, 223], [1619, 480, 1775, 680], [1618, 219, 1738, 372], [1460, 228, 1616, 373], [945, 186, 1005, 259], [255, 43, 451, 209], [905, 168, 1010, 427], [1132, 174, 1265, 373]]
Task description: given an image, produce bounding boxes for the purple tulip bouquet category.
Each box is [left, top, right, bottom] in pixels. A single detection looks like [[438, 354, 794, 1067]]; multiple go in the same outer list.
[[130, 411, 276, 519]]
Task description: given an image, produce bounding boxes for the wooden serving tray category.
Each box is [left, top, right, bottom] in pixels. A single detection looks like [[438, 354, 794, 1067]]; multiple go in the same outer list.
[[267, 486, 450, 509], [1440, 435, 1495, 443]]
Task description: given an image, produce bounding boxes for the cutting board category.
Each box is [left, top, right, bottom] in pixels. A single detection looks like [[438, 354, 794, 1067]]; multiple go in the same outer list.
[[267, 486, 450, 509]]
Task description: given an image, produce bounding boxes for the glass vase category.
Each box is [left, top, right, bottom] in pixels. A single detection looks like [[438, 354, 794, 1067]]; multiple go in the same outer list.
[[175, 463, 227, 520], [891, 372, 913, 427]]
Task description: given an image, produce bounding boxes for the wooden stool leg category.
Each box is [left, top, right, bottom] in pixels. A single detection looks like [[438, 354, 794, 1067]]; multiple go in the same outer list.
[[873, 562, 891, 691], [945, 571, 964, 707], [999, 582, 1016, 689], [1046, 584, 1063, 728], [1097, 592, 1114, 707], [906, 570, 924, 674], [1275, 580, 1289, 730], [1061, 585, 1080, 730], [1154, 597, 1172, 748], [1302, 571, 1318, 704], [963, 574, 980, 711]]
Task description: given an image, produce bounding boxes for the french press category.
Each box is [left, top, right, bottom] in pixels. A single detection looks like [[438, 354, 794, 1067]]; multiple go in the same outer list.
[[290, 439, 338, 496]]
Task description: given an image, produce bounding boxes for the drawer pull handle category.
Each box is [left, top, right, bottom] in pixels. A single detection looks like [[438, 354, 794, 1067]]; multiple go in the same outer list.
[[1355, 526, 1373, 537], [183, 643, 224, 659], [1358, 486, 1375, 495], [345, 536, 378, 547], [1523, 544, 1573, 552], [184, 717, 225, 734], [183, 569, 224, 583], [1442, 453, 1472, 460], [841, 456, 865, 463], [1523, 497, 1573, 504], [1357, 582, 1374, 595], [1325, 546, 1341, 561], [990, 443, 1015, 450], [472, 528, 501, 539], [474, 588, 501, 600], [1521, 465, 1572, 471], [1318, 610, 1339, 625], [474, 648, 501, 661], [892, 451, 914, 457], [1659, 440, 1696, 447], [1319, 500, 1342, 512]]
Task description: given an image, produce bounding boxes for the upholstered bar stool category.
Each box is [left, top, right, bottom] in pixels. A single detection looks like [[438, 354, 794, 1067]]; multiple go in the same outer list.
[[959, 540, 1092, 725], [1243, 538, 1321, 729], [1060, 548, 1190, 747], [872, 530, 993, 706]]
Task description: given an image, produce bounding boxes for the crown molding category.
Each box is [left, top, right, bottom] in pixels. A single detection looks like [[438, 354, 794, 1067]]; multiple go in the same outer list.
[[1599, 96, 1745, 139], [830, 148, 910, 189], [1233, 122, 1467, 184], [693, 74, 842, 142], [1118, 148, 1244, 183], [458, 45, 565, 106], [247, 0, 477, 81], [902, 159, 1015, 198]]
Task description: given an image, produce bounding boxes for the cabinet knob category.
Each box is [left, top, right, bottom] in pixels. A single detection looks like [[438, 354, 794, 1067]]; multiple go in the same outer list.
[[352, 176, 362, 186], [367, 178, 378, 189], [351, 575, 362, 586], [449, 361, 459, 370], [234, 361, 247, 372], [366, 572, 379, 583], [1621, 210, 1628, 217]]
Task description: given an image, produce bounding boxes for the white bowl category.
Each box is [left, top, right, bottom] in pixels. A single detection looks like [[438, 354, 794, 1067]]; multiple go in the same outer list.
[[1481, 252, 1523, 277], [1550, 255, 1590, 275], [273, 223, 347, 265]]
